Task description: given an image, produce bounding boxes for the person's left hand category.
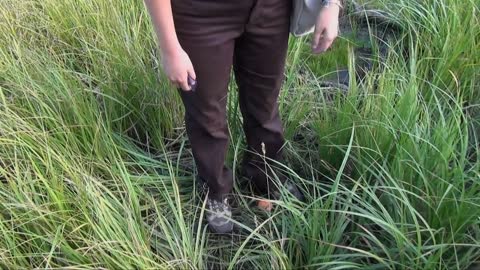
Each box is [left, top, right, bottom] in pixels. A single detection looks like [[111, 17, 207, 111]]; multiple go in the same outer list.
[[311, 5, 340, 54]]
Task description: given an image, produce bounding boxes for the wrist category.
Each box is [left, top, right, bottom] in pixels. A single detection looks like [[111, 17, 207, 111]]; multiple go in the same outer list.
[[161, 41, 182, 57], [322, 5, 341, 13]]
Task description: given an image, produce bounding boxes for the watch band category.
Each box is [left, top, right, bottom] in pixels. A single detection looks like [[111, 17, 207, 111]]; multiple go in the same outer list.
[[322, 0, 344, 9]]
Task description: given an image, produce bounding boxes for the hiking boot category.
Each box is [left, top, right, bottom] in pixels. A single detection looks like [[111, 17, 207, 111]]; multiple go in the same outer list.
[[206, 196, 233, 234], [273, 181, 305, 202]]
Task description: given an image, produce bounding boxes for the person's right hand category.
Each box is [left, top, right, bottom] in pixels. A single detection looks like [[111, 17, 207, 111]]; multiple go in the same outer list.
[[161, 48, 196, 91]]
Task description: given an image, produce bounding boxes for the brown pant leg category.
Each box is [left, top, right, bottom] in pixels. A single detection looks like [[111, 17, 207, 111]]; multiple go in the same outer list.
[[171, 0, 253, 200], [178, 44, 234, 200], [233, 0, 292, 194]]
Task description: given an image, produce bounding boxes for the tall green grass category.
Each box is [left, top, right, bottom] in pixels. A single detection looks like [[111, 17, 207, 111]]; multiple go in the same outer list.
[[0, 0, 479, 269]]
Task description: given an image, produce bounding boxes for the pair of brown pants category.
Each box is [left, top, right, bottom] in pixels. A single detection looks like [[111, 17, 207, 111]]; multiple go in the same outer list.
[[172, 0, 292, 200]]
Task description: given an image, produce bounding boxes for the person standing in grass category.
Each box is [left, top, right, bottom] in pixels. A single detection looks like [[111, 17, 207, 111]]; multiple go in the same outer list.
[[144, 0, 342, 233]]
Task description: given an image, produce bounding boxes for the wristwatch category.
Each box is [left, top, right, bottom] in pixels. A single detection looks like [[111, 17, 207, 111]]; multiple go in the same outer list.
[[322, 0, 343, 9]]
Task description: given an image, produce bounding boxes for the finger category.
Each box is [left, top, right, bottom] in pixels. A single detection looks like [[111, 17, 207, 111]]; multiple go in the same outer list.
[[312, 36, 327, 54], [313, 35, 335, 54], [323, 33, 337, 50], [187, 68, 197, 91], [311, 29, 323, 50], [178, 77, 191, 91], [187, 66, 196, 81]]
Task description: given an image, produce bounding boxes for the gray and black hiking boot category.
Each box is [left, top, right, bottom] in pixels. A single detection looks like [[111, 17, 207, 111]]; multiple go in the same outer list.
[[273, 181, 305, 202], [206, 196, 233, 234]]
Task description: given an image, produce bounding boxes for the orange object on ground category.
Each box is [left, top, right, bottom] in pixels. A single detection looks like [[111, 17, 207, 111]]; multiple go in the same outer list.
[[257, 199, 274, 212]]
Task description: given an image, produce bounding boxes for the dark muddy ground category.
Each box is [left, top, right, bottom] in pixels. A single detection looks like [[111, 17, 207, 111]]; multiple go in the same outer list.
[[322, 0, 404, 88]]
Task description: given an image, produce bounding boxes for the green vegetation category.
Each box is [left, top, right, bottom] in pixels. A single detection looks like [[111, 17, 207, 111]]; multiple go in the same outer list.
[[0, 0, 479, 269]]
